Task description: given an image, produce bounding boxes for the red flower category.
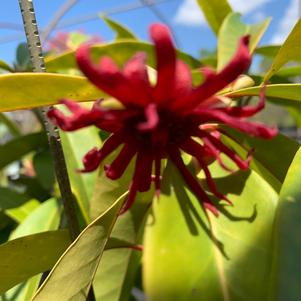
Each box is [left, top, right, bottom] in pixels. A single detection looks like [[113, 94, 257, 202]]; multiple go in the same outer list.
[[48, 24, 277, 216]]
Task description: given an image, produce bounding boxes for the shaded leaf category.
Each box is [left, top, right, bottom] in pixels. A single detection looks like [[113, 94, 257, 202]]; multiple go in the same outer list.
[[0, 132, 47, 169], [0, 60, 13, 72], [0, 187, 30, 210], [0, 230, 71, 294], [31, 197, 123, 301]]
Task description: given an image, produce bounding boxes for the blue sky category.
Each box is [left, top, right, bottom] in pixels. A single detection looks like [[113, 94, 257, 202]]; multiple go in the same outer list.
[[0, 0, 299, 64]]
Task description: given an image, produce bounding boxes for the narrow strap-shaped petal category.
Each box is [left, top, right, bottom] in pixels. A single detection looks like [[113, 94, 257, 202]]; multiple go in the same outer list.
[[173, 60, 193, 99], [76, 45, 136, 105], [105, 143, 136, 180], [47, 100, 104, 131], [221, 85, 265, 117], [133, 151, 153, 192], [119, 181, 138, 214], [168, 147, 219, 216], [123, 52, 152, 106], [175, 36, 251, 112], [78, 147, 102, 173], [192, 108, 277, 139], [180, 138, 232, 205], [196, 129, 252, 170], [150, 23, 176, 104]]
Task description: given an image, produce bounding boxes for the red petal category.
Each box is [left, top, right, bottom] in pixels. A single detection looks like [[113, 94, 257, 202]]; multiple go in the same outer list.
[[133, 151, 153, 192], [119, 181, 138, 214], [137, 103, 159, 131], [47, 100, 104, 131], [78, 147, 102, 173], [180, 138, 232, 205], [76, 45, 135, 105], [150, 23, 176, 104], [221, 85, 266, 117], [193, 109, 277, 139], [168, 147, 219, 216], [105, 143, 136, 179], [123, 52, 152, 106], [175, 36, 251, 112]]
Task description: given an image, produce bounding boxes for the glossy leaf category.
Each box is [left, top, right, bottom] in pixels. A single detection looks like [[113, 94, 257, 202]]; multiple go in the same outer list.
[[102, 15, 136, 40], [0, 73, 103, 112], [271, 147, 301, 301], [221, 129, 299, 192], [0, 230, 71, 294], [227, 84, 301, 109], [275, 66, 301, 78], [196, 0, 232, 34], [31, 197, 123, 301], [144, 163, 278, 301], [264, 18, 301, 81], [218, 13, 270, 70], [46, 40, 201, 72], [60, 127, 102, 222], [0, 132, 47, 169], [254, 45, 280, 58]]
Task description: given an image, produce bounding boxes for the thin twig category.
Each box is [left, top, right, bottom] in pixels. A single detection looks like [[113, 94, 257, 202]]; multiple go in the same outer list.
[[18, 0, 80, 241]]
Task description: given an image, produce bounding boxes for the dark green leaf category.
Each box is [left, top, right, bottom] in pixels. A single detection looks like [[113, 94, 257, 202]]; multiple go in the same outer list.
[[0, 187, 30, 210]]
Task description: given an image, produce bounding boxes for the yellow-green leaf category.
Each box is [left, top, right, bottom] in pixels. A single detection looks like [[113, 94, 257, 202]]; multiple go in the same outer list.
[[218, 13, 270, 70], [264, 18, 301, 81], [0, 73, 103, 112], [196, 0, 232, 34]]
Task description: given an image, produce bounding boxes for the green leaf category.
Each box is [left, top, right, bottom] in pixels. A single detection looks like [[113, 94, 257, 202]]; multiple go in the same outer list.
[[264, 19, 301, 81], [254, 45, 281, 58], [2, 198, 62, 300], [275, 66, 301, 78], [94, 199, 150, 301], [221, 130, 299, 192], [0, 132, 48, 169], [271, 147, 301, 301], [0, 230, 71, 294], [101, 15, 136, 40], [10, 198, 61, 239], [218, 13, 270, 70], [46, 40, 201, 72], [60, 127, 102, 222], [33, 149, 55, 191], [31, 197, 123, 301], [196, 0, 232, 34], [0, 113, 21, 137], [5, 199, 40, 223], [144, 163, 278, 301], [0, 187, 30, 210], [0, 73, 103, 112], [227, 84, 301, 109]]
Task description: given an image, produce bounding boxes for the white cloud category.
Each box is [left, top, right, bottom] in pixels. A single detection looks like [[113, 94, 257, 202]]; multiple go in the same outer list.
[[270, 0, 299, 44], [174, 0, 271, 26]]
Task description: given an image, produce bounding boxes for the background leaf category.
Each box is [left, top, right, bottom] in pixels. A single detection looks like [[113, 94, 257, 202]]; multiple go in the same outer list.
[[196, 0, 232, 34], [217, 13, 270, 70], [264, 18, 301, 81]]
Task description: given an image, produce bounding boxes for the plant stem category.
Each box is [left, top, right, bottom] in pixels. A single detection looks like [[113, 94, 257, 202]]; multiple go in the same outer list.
[[18, 0, 80, 241]]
